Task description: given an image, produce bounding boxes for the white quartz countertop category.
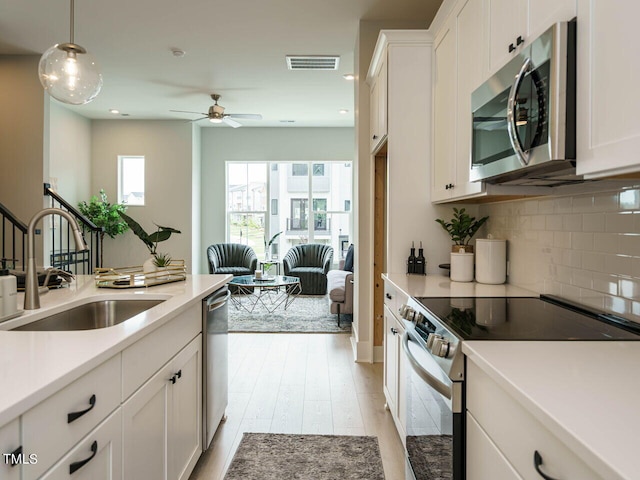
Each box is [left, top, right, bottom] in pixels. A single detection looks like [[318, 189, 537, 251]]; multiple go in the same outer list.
[[382, 273, 538, 298], [463, 341, 640, 480], [0, 274, 231, 427]]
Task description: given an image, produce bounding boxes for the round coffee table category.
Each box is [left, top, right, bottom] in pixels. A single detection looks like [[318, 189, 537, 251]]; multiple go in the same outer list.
[[228, 275, 301, 313]]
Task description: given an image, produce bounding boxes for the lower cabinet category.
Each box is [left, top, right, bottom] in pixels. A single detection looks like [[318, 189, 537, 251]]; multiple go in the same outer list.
[[383, 304, 406, 439], [123, 335, 202, 480], [0, 418, 21, 480], [40, 409, 122, 480], [466, 359, 602, 480]]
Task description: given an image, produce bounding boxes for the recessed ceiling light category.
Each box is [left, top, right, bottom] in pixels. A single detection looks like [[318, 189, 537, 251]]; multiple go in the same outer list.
[[279, 120, 296, 123], [109, 109, 120, 114], [343, 73, 355, 80], [339, 109, 349, 114], [171, 48, 186, 57]]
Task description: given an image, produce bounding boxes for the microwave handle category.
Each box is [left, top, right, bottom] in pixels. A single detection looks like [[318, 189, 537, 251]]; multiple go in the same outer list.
[[401, 331, 452, 400], [507, 57, 533, 166]]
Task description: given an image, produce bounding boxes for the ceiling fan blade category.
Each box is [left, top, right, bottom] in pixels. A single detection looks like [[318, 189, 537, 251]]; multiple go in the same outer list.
[[222, 117, 242, 128], [191, 116, 209, 122], [226, 114, 262, 120], [170, 109, 208, 115]]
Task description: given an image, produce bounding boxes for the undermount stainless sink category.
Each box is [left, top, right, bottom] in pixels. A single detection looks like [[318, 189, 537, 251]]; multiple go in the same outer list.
[[13, 299, 165, 331]]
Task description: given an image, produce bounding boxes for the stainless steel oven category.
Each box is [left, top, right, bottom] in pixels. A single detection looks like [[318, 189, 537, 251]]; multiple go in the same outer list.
[[470, 20, 577, 186], [398, 295, 640, 480]]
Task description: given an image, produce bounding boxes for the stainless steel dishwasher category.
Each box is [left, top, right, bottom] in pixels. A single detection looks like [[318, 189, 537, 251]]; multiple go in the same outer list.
[[202, 285, 229, 449]]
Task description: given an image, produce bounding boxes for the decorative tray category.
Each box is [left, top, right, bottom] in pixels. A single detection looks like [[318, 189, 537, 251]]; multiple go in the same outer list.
[[253, 275, 276, 282], [95, 260, 187, 289]]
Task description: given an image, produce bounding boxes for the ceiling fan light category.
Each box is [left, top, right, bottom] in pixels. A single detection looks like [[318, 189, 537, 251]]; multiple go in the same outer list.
[[209, 117, 223, 124]]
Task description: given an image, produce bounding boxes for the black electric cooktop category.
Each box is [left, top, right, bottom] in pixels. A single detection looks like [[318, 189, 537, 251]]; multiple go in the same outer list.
[[414, 295, 640, 341]]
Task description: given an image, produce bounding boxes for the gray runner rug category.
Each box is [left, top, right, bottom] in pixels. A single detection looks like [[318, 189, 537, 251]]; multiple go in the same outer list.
[[224, 433, 385, 480], [228, 295, 351, 333]]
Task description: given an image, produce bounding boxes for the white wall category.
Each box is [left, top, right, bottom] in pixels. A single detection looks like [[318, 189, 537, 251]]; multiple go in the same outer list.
[[478, 186, 640, 322], [91, 120, 195, 270], [199, 127, 355, 274], [49, 103, 92, 205]]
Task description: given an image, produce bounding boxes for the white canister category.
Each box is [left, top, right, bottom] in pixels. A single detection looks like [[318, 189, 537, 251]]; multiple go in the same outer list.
[[0, 270, 18, 318], [475, 238, 507, 284], [450, 251, 474, 282]]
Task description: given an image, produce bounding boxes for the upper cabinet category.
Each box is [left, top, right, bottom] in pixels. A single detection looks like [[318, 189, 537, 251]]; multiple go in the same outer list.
[[486, 0, 576, 76], [369, 57, 388, 153], [576, 0, 640, 178], [432, 0, 486, 202]]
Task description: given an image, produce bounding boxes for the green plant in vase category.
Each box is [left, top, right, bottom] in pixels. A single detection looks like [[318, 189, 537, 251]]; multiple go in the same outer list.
[[78, 189, 128, 267], [263, 231, 282, 261], [118, 212, 181, 271], [436, 207, 489, 253]]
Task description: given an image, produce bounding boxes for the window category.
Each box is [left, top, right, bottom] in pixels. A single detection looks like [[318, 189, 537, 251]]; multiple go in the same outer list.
[[118, 156, 145, 205], [312, 164, 325, 176], [225, 161, 352, 266], [292, 164, 308, 176]]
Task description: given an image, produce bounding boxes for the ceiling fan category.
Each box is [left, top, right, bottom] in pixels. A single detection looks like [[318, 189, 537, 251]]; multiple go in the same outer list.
[[170, 94, 262, 128]]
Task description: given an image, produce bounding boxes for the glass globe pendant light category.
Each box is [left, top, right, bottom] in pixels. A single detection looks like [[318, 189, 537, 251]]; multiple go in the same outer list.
[[38, 0, 102, 105]]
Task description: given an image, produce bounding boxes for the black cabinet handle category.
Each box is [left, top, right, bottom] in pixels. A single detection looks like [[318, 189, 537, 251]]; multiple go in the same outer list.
[[176, 370, 182, 379], [170, 375, 177, 384], [67, 394, 96, 424], [372, 134, 378, 140], [516, 35, 524, 46], [534, 451, 560, 480], [9, 446, 22, 467], [69, 441, 97, 475], [390, 327, 398, 335], [385, 293, 392, 300], [509, 43, 516, 53]]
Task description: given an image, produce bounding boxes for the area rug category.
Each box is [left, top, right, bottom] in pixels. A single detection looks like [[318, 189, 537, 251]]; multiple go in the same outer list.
[[224, 433, 385, 480], [228, 295, 351, 333]]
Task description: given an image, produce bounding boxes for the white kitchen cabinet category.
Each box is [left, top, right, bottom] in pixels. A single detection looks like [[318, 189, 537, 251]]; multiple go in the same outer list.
[[0, 419, 21, 480], [369, 56, 388, 153], [576, 0, 640, 178], [467, 359, 603, 480], [22, 354, 121, 480], [485, 0, 575, 75], [123, 335, 202, 480], [39, 409, 122, 480], [466, 412, 522, 480], [432, 0, 486, 203]]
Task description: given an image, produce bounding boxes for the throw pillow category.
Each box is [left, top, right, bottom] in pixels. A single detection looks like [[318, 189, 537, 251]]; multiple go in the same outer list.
[[344, 244, 354, 272]]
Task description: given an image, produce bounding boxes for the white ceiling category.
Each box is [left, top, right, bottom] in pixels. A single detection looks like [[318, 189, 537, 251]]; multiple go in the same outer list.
[[0, 0, 441, 127]]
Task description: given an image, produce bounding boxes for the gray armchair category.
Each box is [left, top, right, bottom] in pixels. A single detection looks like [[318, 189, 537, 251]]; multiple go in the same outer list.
[[207, 243, 258, 276], [283, 244, 333, 295], [327, 259, 354, 326]]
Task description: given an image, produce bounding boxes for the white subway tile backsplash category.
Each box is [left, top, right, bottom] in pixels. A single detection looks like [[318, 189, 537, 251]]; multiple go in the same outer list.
[[582, 213, 605, 232], [479, 186, 640, 323], [572, 232, 594, 251], [620, 234, 640, 256], [563, 214, 582, 232], [619, 189, 640, 210], [605, 212, 637, 233], [572, 195, 594, 212], [593, 233, 620, 254], [546, 215, 562, 231], [594, 192, 620, 212]]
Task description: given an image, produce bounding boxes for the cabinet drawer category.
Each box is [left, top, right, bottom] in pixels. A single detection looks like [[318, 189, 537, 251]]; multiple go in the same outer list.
[[0, 418, 21, 480], [466, 412, 522, 480], [467, 361, 602, 480], [383, 282, 397, 314], [40, 408, 122, 480], [122, 303, 200, 399], [22, 354, 121, 480]]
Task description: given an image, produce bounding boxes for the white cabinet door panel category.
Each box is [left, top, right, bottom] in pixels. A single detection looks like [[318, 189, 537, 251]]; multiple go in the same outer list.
[[0, 419, 20, 480]]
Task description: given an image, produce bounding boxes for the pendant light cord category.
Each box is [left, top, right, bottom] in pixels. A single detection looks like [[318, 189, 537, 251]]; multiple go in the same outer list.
[[69, 0, 75, 44]]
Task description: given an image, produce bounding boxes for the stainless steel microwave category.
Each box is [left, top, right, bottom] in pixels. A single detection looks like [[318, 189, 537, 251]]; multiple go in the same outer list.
[[470, 20, 577, 186]]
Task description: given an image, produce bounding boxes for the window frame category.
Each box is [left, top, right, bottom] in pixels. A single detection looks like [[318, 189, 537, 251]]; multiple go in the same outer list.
[[117, 155, 145, 206]]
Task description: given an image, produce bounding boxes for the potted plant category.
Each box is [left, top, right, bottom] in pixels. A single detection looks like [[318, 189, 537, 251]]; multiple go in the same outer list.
[[118, 212, 181, 272], [78, 189, 129, 267], [436, 207, 489, 253], [263, 231, 282, 261]]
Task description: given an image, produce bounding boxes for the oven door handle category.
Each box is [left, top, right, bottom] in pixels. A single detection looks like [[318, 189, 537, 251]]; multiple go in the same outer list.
[[507, 56, 533, 166], [401, 332, 452, 400]]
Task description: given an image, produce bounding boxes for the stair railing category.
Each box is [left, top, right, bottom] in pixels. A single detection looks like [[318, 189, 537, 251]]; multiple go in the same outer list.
[[0, 201, 27, 271], [44, 183, 103, 274]]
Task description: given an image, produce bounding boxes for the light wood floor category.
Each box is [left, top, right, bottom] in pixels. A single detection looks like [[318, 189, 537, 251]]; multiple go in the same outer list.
[[189, 333, 406, 480]]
